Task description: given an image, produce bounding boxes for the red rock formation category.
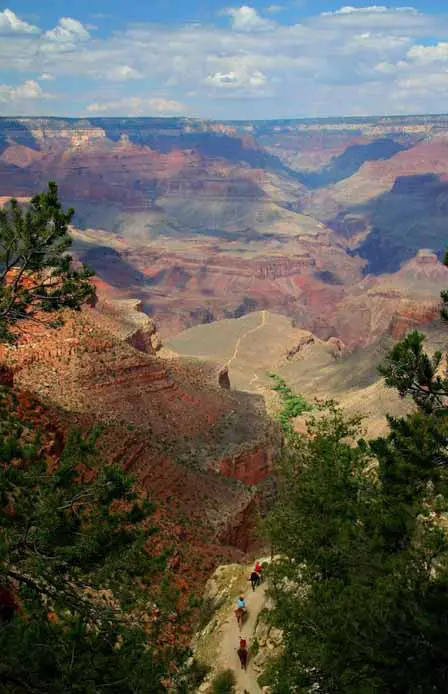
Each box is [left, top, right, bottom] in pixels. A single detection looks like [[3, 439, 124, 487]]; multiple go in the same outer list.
[[218, 445, 274, 486]]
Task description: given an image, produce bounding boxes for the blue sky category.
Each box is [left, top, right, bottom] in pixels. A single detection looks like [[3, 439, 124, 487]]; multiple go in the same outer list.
[[1, 2, 448, 119]]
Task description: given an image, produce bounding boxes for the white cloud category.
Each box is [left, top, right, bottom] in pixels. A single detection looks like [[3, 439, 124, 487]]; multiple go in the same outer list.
[[44, 17, 90, 44], [86, 96, 186, 115], [104, 65, 144, 81], [0, 79, 52, 102], [39, 72, 55, 81], [317, 5, 428, 34], [407, 42, 448, 62], [374, 60, 408, 74], [322, 6, 420, 16], [205, 68, 266, 89], [0, 4, 448, 118], [0, 8, 39, 35], [224, 5, 274, 31]]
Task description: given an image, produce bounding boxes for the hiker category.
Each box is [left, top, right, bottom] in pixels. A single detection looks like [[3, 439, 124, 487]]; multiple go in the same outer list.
[[237, 638, 248, 670], [249, 569, 260, 591], [255, 561, 263, 582]]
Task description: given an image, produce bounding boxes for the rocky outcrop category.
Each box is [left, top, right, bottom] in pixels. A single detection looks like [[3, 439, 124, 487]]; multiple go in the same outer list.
[[95, 298, 162, 355]]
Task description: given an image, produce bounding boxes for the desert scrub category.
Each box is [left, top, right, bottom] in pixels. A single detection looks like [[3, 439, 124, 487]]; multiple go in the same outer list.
[[211, 669, 236, 694], [250, 637, 260, 657], [269, 373, 312, 435]]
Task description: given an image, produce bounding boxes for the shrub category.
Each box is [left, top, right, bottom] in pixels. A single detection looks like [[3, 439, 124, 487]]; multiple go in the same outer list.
[[211, 669, 236, 694]]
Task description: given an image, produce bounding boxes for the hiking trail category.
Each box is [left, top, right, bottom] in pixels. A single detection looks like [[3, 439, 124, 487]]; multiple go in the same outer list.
[[216, 581, 267, 693], [227, 311, 267, 370]]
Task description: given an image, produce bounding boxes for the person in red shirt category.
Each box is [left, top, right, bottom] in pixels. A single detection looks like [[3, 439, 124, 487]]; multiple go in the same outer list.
[[237, 638, 248, 670]]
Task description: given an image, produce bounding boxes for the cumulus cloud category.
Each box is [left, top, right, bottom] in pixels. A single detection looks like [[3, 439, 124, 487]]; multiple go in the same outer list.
[[0, 8, 39, 35], [407, 42, 448, 62], [86, 96, 186, 116], [39, 73, 56, 81], [205, 68, 266, 90], [0, 79, 52, 102], [44, 17, 90, 44], [223, 5, 274, 31], [1, 4, 448, 118]]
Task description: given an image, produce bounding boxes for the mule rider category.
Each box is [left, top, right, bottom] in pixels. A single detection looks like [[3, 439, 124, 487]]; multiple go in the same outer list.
[[249, 569, 260, 591], [237, 638, 248, 670], [237, 595, 246, 611]]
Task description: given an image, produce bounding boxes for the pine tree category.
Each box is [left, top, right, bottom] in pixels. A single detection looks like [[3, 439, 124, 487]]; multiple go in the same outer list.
[[265, 251, 448, 692], [0, 182, 95, 342], [0, 389, 172, 693]]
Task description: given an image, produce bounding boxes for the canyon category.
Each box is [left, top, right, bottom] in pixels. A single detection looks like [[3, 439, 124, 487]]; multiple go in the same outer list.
[[0, 114, 447, 657], [0, 115, 447, 345]]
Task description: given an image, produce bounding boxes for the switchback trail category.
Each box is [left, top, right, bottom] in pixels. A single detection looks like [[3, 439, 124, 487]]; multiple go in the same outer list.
[[217, 582, 267, 693], [227, 311, 267, 370]]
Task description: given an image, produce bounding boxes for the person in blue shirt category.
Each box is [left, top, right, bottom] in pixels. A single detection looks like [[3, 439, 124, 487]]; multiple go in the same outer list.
[[237, 595, 246, 610]]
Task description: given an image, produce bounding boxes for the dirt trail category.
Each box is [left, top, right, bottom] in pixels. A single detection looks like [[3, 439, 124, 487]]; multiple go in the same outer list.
[[227, 311, 267, 370], [217, 582, 267, 693]]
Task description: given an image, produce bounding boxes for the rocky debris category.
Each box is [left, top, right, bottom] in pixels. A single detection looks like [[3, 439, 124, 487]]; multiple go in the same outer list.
[[286, 333, 345, 361], [286, 334, 315, 360]]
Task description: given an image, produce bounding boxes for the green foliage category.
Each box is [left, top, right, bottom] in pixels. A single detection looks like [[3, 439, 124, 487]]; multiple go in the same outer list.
[[265, 403, 448, 693], [442, 249, 448, 321], [0, 182, 95, 342], [211, 669, 236, 694], [0, 387, 174, 693], [379, 330, 448, 414], [250, 637, 259, 657], [269, 374, 312, 437]]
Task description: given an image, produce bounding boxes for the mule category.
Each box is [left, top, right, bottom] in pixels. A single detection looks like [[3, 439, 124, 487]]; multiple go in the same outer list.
[[235, 606, 246, 628]]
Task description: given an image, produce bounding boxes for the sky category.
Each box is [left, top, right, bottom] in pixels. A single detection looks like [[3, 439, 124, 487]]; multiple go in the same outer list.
[[0, 1, 448, 119]]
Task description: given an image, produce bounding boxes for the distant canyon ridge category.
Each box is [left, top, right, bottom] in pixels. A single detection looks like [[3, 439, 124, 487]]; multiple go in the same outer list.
[[1, 114, 447, 347]]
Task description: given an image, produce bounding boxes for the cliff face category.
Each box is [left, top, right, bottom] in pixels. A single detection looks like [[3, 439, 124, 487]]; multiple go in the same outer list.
[[0, 301, 284, 649], [2, 304, 280, 530], [1, 116, 447, 348], [94, 298, 163, 354]]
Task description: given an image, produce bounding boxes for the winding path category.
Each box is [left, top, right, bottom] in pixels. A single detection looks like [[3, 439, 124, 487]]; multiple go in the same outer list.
[[227, 311, 267, 370], [217, 582, 267, 693]]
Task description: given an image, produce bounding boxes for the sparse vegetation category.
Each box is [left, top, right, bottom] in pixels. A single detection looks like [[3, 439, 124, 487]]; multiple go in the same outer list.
[[269, 373, 312, 436], [211, 669, 236, 694]]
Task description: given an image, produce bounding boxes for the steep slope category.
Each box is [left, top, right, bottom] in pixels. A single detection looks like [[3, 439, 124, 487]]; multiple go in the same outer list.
[[307, 136, 448, 272], [1, 305, 279, 548]]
